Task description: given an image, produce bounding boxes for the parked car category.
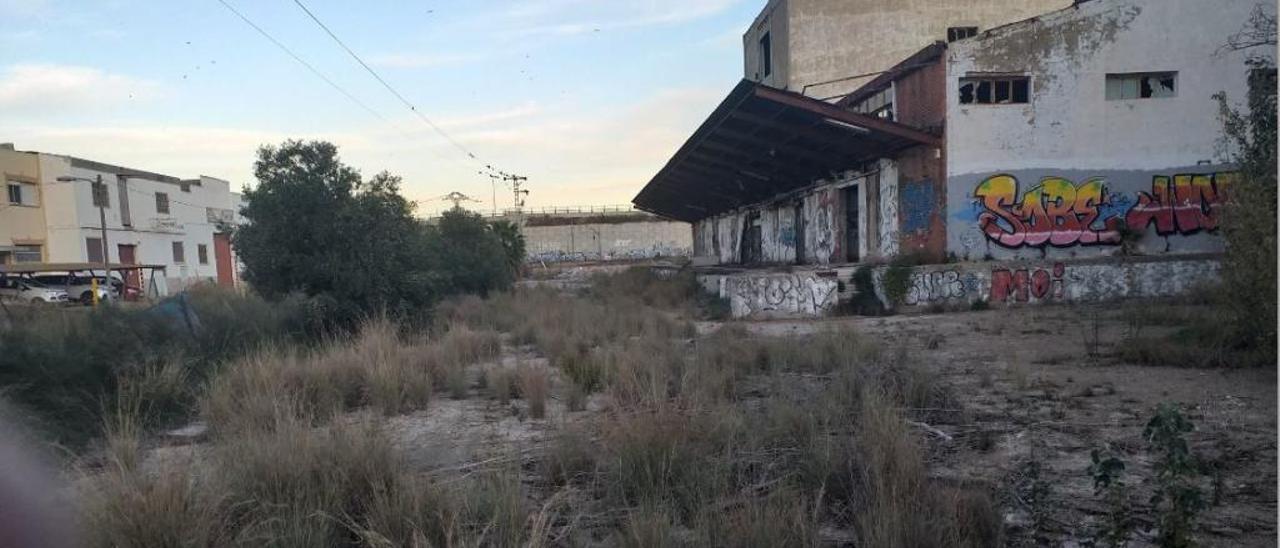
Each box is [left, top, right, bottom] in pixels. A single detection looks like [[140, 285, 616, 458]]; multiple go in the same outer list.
[[32, 274, 117, 305], [0, 278, 71, 305]]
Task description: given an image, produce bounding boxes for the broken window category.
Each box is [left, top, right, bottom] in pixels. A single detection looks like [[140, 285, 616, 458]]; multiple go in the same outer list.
[[1105, 72, 1177, 100], [155, 192, 170, 214], [851, 87, 894, 120], [959, 77, 1029, 105], [759, 32, 772, 78], [947, 26, 978, 42]]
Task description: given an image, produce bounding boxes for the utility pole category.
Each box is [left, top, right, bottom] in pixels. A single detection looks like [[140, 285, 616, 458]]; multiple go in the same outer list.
[[479, 170, 500, 216], [502, 173, 529, 214], [57, 174, 109, 305]]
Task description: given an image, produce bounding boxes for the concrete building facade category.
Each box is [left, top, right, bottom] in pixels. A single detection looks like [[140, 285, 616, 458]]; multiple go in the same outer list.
[[0, 145, 243, 295], [0, 145, 48, 264], [636, 0, 1273, 318], [743, 0, 1067, 99], [945, 0, 1261, 261]]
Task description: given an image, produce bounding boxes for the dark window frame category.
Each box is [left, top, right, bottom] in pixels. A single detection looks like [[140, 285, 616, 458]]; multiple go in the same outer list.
[[759, 32, 772, 78], [947, 26, 979, 42], [155, 192, 170, 214], [172, 241, 185, 263], [1105, 71, 1177, 100], [959, 76, 1030, 105], [197, 243, 209, 265]]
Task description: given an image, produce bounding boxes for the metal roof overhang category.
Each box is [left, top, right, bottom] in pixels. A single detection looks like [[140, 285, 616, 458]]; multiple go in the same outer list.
[[0, 262, 167, 274], [633, 80, 941, 222]]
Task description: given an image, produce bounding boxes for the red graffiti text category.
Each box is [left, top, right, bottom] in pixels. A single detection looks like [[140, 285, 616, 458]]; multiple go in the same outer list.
[[991, 262, 1066, 303]]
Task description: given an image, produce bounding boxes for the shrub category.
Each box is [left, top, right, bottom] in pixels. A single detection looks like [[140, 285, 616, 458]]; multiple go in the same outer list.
[[518, 366, 550, 419]]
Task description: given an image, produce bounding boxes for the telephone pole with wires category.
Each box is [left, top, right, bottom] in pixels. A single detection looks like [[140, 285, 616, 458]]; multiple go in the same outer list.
[[502, 173, 529, 214]]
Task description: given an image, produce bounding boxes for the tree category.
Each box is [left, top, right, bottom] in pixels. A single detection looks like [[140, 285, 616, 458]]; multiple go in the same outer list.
[[424, 208, 513, 297], [1214, 5, 1277, 361], [234, 140, 436, 323], [490, 219, 527, 275]]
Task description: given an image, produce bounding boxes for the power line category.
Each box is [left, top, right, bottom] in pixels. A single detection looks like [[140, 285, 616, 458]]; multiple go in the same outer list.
[[288, 0, 505, 175], [213, 0, 394, 126], [211, 0, 488, 184]]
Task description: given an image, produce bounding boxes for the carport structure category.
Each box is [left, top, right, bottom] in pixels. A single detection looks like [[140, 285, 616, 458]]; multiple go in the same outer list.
[[0, 262, 168, 301], [632, 79, 941, 223]]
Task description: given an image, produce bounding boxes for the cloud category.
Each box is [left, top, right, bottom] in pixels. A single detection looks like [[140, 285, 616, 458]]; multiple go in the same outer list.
[[0, 0, 51, 17], [367, 52, 482, 69], [501, 0, 741, 37], [0, 85, 724, 211], [0, 64, 162, 113]]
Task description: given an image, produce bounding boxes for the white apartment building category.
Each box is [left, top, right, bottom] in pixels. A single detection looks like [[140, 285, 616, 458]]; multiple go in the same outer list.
[[1, 144, 242, 296]]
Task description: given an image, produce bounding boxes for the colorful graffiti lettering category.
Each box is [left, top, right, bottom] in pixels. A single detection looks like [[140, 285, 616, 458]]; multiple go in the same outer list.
[[975, 175, 1122, 248], [1126, 172, 1235, 235], [974, 172, 1236, 249], [991, 262, 1067, 303]]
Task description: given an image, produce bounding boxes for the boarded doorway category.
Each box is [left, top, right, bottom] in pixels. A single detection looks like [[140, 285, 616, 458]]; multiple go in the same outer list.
[[213, 233, 234, 287], [117, 244, 141, 297], [845, 186, 860, 263]]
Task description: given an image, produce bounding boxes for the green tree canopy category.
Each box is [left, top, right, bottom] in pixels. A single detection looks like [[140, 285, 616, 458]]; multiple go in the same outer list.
[[234, 140, 435, 322]]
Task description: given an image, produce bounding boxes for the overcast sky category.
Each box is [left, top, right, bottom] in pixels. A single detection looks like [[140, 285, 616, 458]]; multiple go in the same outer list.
[[0, 0, 760, 215]]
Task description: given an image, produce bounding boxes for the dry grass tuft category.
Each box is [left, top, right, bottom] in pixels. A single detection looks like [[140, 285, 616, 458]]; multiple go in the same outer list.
[[518, 366, 550, 419]]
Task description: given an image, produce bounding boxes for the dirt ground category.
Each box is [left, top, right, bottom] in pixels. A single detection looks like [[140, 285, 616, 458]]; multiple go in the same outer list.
[[729, 303, 1278, 547], [140, 298, 1275, 546]]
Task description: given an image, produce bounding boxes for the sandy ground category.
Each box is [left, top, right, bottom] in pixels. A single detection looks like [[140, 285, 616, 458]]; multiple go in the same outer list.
[[141, 299, 1275, 546], [722, 304, 1278, 547]]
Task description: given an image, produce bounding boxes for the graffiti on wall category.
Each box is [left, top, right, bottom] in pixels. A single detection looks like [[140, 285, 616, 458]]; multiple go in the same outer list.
[[900, 180, 935, 233], [991, 262, 1067, 303], [903, 269, 981, 305], [728, 274, 839, 318], [972, 172, 1235, 249]]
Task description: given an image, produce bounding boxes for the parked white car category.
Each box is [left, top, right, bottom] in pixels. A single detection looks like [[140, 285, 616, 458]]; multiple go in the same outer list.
[[0, 278, 71, 305], [32, 274, 116, 305]]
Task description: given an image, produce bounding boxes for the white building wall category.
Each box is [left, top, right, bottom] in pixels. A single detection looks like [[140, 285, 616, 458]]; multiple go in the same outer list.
[[37, 155, 240, 296], [945, 0, 1267, 260]]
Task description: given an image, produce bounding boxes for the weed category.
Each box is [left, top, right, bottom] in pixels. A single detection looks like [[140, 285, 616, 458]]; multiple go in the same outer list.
[[1144, 404, 1205, 547], [1087, 448, 1134, 547], [518, 366, 550, 419]]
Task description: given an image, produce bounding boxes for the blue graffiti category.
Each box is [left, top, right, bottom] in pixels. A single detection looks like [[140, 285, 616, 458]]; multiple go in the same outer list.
[[900, 180, 935, 233]]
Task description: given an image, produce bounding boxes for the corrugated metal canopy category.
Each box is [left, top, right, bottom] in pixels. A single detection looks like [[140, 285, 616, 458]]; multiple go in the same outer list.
[[0, 262, 167, 274], [632, 80, 941, 222]]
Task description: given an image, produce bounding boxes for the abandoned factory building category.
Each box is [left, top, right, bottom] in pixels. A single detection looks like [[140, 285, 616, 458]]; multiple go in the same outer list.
[[633, 0, 1274, 318]]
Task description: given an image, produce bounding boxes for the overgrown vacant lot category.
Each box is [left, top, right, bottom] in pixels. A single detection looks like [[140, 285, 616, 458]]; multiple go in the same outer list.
[[70, 269, 1276, 547]]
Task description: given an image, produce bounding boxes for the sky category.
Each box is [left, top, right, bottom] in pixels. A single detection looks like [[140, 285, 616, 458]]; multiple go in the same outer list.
[[0, 0, 762, 216]]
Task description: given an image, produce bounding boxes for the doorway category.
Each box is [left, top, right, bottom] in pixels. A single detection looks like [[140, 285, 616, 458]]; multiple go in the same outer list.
[[213, 233, 234, 287], [741, 212, 762, 265], [117, 244, 141, 297], [845, 186, 860, 263], [793, 203, 806, 265]]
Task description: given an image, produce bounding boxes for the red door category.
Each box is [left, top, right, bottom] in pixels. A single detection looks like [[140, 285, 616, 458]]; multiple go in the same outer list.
[[213, 233, 234, 287], [117, 244, 141, 299]]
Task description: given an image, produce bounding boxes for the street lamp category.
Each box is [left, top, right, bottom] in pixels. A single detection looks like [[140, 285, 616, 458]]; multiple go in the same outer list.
[[56, 174, 110, 303]]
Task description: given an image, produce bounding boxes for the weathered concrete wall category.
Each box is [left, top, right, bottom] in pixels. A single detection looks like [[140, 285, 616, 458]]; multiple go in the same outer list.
[[945, 0, 1265, 261], [768, 0, 1066, 98], [700, 271, 840, 319], [867, 255, 1220, 311], [524, 218, 692, 263]]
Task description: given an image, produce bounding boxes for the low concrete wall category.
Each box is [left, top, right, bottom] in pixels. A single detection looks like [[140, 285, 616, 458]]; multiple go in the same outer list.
[[870, 254, 1221, 310], [697, 254, 1220, 319], [699, 271, 840, 319], [524, 219, 691, 263]]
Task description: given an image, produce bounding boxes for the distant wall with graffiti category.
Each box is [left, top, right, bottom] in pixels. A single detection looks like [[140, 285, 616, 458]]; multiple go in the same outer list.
[[690, 180, 845, 266], [525, 220, 692, 263], [697, 272, 840, 319], [866, 255, 1220, 311], [947, 166, 1235, 260]]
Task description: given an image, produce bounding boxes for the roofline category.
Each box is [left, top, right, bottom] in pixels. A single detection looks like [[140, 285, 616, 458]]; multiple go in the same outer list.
[[838, 41, 947, 108], [66, 156, 183, 184]]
